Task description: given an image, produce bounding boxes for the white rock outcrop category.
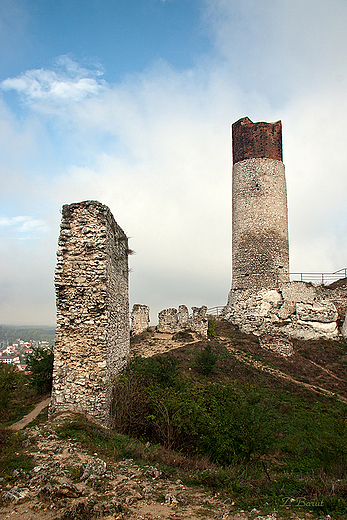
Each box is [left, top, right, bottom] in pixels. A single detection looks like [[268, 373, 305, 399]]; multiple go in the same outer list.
[[224, 281, 340, 340]]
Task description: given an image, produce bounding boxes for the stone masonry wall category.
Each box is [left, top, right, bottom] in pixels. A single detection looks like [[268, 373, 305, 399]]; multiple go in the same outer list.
[[157, 305, 208, 337], [232, 158, 289, 291], [49, 201, 130, 425], [131, 304, 150, 335]]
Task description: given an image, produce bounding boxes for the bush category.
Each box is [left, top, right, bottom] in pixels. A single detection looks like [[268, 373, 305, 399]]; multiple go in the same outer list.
[[207, 316, 216, 337], [112, 357, 273, 462], [26, 347, 54, 394], [194, 345, 219, 375]]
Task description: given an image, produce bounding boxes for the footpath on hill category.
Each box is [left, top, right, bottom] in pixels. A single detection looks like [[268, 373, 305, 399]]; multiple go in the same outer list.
[[8, 397, 51, 432]]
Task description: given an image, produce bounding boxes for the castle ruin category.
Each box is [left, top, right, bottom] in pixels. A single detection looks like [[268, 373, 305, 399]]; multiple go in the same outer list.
[[224, 118, 347, 341], [231, 117, 289, 291], [49, 201, 130, 425], [131, 304, 150, 335]]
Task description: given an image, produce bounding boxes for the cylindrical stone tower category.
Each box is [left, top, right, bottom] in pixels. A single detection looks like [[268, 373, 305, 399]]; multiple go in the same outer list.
[[231, 117, 289, 291]]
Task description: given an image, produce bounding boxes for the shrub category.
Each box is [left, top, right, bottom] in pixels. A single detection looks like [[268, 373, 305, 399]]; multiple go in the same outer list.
[[194, 344, 219, 375], [0, 363, 24, 420], [112, 357, 273, 463], [207, 316, 216, 337]]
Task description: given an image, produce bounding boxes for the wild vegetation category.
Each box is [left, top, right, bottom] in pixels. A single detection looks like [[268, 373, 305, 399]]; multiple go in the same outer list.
[[1, 319, 347, 517], [111, 320, 347, 516]]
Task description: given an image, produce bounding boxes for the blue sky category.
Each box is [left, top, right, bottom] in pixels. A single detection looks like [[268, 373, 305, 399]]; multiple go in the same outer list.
[[1, 0, 347, 325]]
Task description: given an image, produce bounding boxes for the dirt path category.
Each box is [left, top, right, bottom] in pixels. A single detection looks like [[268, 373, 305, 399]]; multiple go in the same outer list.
[[8, 396, 51, 431]]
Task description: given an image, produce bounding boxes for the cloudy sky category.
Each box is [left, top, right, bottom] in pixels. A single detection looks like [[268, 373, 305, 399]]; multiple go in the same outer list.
[[1, 0, 347, 326]]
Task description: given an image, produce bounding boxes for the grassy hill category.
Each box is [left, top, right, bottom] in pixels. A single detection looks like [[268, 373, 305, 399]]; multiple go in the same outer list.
[[1, 318, 347, 518]]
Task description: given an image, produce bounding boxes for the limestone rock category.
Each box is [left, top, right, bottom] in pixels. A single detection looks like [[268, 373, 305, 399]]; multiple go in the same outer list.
[[342, 312, 347, 339], [296, 301, 338, 323], [81, 457, 107, 481], [224, 281, 341, 340]]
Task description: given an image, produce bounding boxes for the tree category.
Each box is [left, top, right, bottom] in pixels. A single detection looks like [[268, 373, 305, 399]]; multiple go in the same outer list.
[[26, 347, 54, 394]]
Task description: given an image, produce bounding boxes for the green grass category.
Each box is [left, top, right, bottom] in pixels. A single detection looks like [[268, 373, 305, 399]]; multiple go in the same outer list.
[[0, 428, 34, 478]]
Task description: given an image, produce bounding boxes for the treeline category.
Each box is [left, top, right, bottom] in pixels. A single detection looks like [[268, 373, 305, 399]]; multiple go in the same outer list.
[[0, 325, 55, 345]]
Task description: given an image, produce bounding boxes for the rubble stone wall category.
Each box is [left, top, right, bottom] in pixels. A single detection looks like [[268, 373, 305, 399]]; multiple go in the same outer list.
[[157, 305, 208, 337], [49, 201, 130, 425], [131, 304, 150, 335], [223, 281, 347, 341]]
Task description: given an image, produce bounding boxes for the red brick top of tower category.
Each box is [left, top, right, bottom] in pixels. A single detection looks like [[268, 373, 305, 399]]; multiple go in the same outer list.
[[232, 117, 283, 164]]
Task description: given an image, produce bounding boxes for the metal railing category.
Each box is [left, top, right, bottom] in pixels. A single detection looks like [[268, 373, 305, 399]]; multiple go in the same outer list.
[[289, 268, 347, 286], [207, 306, 225, 316]]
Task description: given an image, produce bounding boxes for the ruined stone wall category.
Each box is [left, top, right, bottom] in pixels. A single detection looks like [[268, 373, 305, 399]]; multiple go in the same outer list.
[[223, 281, 342, 341], [157, 305, 208, 337], [231, 118, 289, 291], [131, 304, 150, 335], [49, 201, 130, 425]]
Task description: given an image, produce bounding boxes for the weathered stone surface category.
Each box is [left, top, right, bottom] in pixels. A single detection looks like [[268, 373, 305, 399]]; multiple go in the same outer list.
[[157, 308, 179, 333], [231, 118, 289, 293], [223, 282, 340, 340], [296, 301, 338, 323], [342, 313, 347, 339], [190, 306, 208, 336], [49, 201, 130, 425], [131, 304, 150, 335], [157, 305, 208, 337], [259, 334, 294, 357], [81, 457, 107, 481]]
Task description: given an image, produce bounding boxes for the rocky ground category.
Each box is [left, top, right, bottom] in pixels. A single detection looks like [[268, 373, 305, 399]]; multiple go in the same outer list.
[[0, 411, 331, 520]]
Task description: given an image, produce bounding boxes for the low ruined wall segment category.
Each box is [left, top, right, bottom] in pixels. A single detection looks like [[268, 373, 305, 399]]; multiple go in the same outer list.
[[49, 200, 130, 425], [131, 304, 150, 335], [157, 305, 208, 337]]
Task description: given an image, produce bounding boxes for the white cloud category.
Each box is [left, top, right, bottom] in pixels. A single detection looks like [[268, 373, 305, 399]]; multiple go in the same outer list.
[[1, 55, 107, 113], [0, 216, 49, 237]]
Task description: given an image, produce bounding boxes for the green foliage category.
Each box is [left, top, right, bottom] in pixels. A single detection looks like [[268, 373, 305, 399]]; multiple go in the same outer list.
[[26, 346, 54, 394], [193, 344, 219, 375], [0, 363, 25, 421], [0, 428, 34, 477], [0, 362, 21, 391], [112, 356, 273, 462], [207, 316, 216, 337]]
